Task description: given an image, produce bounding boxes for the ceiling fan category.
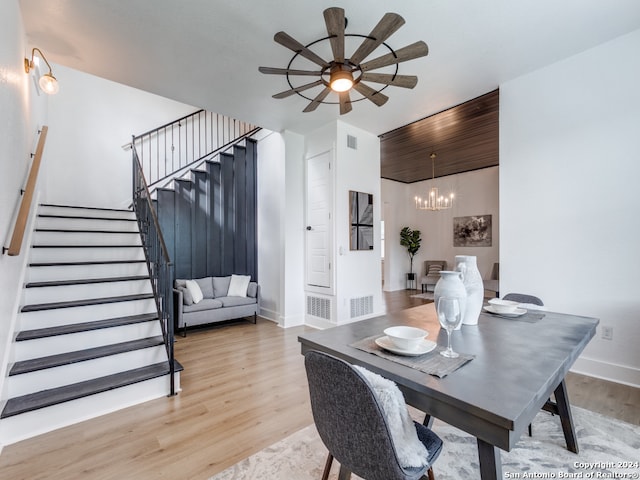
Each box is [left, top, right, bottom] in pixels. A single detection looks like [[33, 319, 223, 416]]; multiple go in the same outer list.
[[258, 7, 429, 115]]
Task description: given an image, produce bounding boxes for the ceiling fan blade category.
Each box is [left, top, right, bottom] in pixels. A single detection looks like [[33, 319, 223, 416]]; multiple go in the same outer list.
[[274, 31, 330, 68], [349, 13, 405, 65], [360, 41, 429, 71], [339, 91, 352, 115], [259, 66, 322, 76], [273, 80, 325, 99], [360, 72, 418, 89], [324, 7, 345, 63], [353, 82, 389, 107], [303, 87, 332, 112]]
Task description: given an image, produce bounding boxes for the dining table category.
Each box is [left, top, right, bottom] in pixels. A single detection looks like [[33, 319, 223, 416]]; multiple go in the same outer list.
[[298, 303, 599, 480]]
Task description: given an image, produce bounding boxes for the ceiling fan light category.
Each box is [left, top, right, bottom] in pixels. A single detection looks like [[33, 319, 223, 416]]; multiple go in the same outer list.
[[39, 73, 59, 94], [330, 69, 354, 92]]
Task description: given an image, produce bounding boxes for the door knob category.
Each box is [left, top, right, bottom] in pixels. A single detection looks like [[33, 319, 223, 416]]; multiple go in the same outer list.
[[306, 226, 312, 231]]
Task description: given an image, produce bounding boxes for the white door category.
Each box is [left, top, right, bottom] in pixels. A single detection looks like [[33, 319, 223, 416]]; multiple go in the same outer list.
[[306, 152, 332, 288]]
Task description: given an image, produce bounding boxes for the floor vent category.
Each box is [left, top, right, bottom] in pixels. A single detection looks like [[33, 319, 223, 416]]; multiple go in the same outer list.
[[350, 295, 373, 318], [307, 295, 331, 320]]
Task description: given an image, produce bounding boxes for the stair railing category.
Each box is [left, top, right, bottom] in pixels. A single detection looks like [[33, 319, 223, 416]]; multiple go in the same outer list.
[[132, 145, 176, 396], [3, 126, 48, 256], [132, 109, 259, 192]]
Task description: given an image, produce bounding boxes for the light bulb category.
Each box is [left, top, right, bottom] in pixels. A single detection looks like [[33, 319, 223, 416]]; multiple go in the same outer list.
[[329, 68, 354, 92], [39, 73, 59, 94]]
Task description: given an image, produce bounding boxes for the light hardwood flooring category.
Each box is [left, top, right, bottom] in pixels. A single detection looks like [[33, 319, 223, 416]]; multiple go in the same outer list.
[[0, 290, 638, 479]]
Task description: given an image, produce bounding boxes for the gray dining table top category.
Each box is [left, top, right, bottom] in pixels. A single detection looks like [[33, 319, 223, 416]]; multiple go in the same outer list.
[[298, 303, 598, 451]]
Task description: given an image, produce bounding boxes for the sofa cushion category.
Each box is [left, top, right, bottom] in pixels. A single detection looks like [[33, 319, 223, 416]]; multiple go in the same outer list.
[[213, 276, 232, 297], [194, 277, 214, 299], [176, 286, 193, 306], [183, 298, 224, 313], [217, 296, 257, 308], [175, 280, 194, 305], [247, 282, 258, 298], [228, 274, 251, 297], [185, 279, 204, 304]]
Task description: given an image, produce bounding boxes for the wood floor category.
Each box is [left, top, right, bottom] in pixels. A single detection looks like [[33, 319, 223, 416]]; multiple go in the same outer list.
[[0, 290, 638, 479]]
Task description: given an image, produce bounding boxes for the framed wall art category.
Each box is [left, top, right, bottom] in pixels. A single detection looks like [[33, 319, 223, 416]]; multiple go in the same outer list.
[[349, 191, 373, 250], [453, 215, 492, 247]]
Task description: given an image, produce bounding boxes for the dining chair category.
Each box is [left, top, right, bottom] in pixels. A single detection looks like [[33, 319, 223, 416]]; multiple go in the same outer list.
[[503, 293, 544, 306], [420, 260, 447, 293], [304, 350, 442, 480], [503, 293, 546, 436]]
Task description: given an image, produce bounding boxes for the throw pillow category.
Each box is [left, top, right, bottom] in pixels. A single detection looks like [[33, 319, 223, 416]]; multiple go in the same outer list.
[[179, 286, 193, 306], [213, 276, 232, 297], [227, 274, 251, 297], [428, 264, 442, 274], [185, 279, 204, 304], [194, 277, 214, 299]]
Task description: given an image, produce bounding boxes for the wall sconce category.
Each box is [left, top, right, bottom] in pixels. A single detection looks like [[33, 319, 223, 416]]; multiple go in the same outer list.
[[24, 47, 59, 94]]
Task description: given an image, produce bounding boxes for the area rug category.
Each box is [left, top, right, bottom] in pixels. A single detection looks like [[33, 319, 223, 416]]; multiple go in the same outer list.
[[410, 292, 434, 300], [209, 407, 639, 479]]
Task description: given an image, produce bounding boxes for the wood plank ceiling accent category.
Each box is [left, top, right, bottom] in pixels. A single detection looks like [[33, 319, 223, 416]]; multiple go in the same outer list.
[[380, 89, 499, 183]]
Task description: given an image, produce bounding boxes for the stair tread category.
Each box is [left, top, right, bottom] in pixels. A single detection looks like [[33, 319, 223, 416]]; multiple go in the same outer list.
[[32, 244, 141, 248], [26, 275, 150, 288], [38, 214, 136, 221], [1, 362, 172, 418], [29, 260, 146, 267], [40, 204, 132, 213], [10, 337, 165, 376], [21, 293, 154, 312], [16, 313, 159, 340], [35, 228, 138, 234]]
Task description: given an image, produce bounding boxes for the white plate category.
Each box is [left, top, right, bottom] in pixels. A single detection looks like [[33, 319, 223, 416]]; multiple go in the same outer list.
[[483, 305, 527, 317], [375, 336, 437, 356]]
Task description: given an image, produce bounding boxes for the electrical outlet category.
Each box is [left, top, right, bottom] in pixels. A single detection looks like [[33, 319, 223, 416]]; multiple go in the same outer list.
[[602, 326, 613, 341]]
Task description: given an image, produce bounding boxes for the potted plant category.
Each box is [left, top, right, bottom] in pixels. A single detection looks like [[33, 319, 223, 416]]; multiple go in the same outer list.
[[400, 226, 422, 286]]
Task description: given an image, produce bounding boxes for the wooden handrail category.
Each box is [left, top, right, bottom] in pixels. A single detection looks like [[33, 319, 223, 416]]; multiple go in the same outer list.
[[6, 126, 48, 256]]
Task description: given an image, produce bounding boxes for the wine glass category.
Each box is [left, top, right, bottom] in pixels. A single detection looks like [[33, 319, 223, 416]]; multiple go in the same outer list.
[[437, 297, 463, 358]]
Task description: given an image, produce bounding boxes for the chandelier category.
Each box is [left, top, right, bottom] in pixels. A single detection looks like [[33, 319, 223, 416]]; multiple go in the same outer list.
[[414, 153, 454, 211]]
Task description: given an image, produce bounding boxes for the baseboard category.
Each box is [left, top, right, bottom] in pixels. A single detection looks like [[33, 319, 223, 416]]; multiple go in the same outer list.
[[279, 313, 305, 328], [258, 307, 278, 323], [571, 355, 640, 388], [304, 316, 335, 330], [259, 307, 305, 328]]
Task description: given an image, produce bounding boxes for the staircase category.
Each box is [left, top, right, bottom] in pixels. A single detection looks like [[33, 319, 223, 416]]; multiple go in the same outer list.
[[132, 109, 260, 281], [0, 204, 181, 446], [155, 141, 259, 280]]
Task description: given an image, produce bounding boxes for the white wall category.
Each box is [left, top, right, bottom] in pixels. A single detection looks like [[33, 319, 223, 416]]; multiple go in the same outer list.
[[334, 121, 383, 321], [500, 29, 640, 386], [304, 120, 384, 326], [256, 129, 307, 328], [44, 65, 196, 208], [281, 131, 306, 327], [0, 0, 48, 415], [257, 131, 285, 323], [382, 166, 499, 291]]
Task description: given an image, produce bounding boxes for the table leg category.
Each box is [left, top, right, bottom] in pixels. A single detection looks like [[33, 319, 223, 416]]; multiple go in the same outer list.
[[477, 439, 502, 480], [554, 379, 579, 454]]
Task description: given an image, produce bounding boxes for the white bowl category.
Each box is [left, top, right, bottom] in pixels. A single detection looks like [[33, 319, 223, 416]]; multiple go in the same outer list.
[[488, 298, 519, 314], [383, 326, 427, 351]]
